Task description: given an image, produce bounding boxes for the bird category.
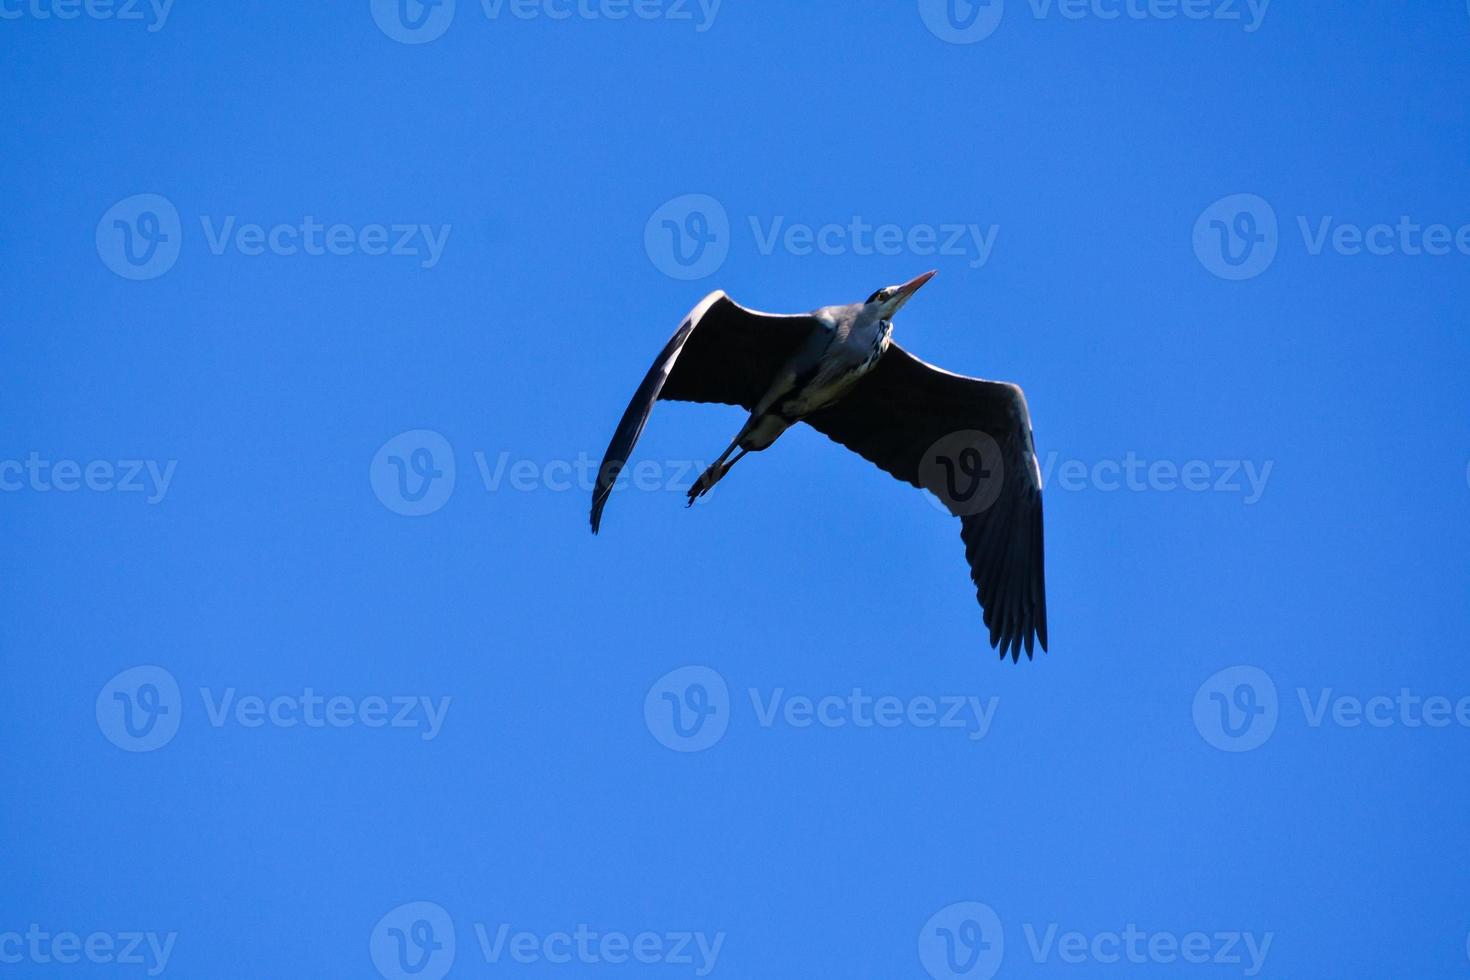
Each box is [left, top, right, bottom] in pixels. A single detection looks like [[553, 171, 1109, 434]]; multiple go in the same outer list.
[[590, 271, 1048, 661]]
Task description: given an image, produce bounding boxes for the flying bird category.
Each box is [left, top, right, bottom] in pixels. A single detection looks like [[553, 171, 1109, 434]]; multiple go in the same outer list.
[[590, 272, 1048, 660]]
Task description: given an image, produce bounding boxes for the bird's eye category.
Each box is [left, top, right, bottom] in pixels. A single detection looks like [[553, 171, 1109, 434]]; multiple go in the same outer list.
[[867, 289, 889, 304]]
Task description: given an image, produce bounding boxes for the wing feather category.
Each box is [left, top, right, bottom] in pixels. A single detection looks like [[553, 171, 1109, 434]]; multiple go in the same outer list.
[[803, 343, 1048, 660], [590, 292, 820, 532]]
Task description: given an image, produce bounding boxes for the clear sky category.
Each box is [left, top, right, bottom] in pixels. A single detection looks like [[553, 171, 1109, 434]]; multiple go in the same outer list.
[[3, 1, 1469, 977]]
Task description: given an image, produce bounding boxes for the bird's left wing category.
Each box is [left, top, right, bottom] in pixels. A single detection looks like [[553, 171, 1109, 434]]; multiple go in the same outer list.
[[590, 291, 822, 533], [802, 343, 1048, 661]]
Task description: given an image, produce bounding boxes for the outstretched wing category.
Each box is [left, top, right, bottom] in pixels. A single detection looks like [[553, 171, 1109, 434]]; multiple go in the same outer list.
[[803, 343, 1048, 661], [590, 291, 822, 533]]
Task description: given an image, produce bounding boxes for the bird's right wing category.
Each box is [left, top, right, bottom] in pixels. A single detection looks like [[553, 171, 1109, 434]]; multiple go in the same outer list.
[[802, 343, 1047, 661], [590, 291, 821, 533]]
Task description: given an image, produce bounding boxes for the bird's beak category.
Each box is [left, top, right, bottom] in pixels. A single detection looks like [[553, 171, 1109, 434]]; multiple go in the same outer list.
[[889, 270, 937, 313]]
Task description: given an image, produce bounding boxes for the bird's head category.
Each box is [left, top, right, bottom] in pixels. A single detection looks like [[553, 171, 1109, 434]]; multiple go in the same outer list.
[[863, 270, 937, 322]]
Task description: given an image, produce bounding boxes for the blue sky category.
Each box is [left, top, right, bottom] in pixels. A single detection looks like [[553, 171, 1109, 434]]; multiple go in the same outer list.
[[3, 1, 1469, 977]]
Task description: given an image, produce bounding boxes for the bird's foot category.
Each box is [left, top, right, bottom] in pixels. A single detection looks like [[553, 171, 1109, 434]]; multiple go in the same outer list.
[[686, 462, 726, 507]]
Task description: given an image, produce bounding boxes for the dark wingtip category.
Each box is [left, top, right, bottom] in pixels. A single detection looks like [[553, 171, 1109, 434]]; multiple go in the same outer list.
[[990, 624, 1047, 662]]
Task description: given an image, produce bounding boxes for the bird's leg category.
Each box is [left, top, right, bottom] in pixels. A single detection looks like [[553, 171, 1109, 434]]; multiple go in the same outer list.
[[687, 443, 748, 506]]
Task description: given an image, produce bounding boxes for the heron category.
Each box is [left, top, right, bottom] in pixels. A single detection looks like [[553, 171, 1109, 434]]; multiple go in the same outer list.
[[590, 271, 1048, 661]]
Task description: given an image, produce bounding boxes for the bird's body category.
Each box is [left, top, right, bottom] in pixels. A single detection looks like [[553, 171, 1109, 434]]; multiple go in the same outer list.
[[732, 301, 893, 453], [591, 272, 1049, 661]]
